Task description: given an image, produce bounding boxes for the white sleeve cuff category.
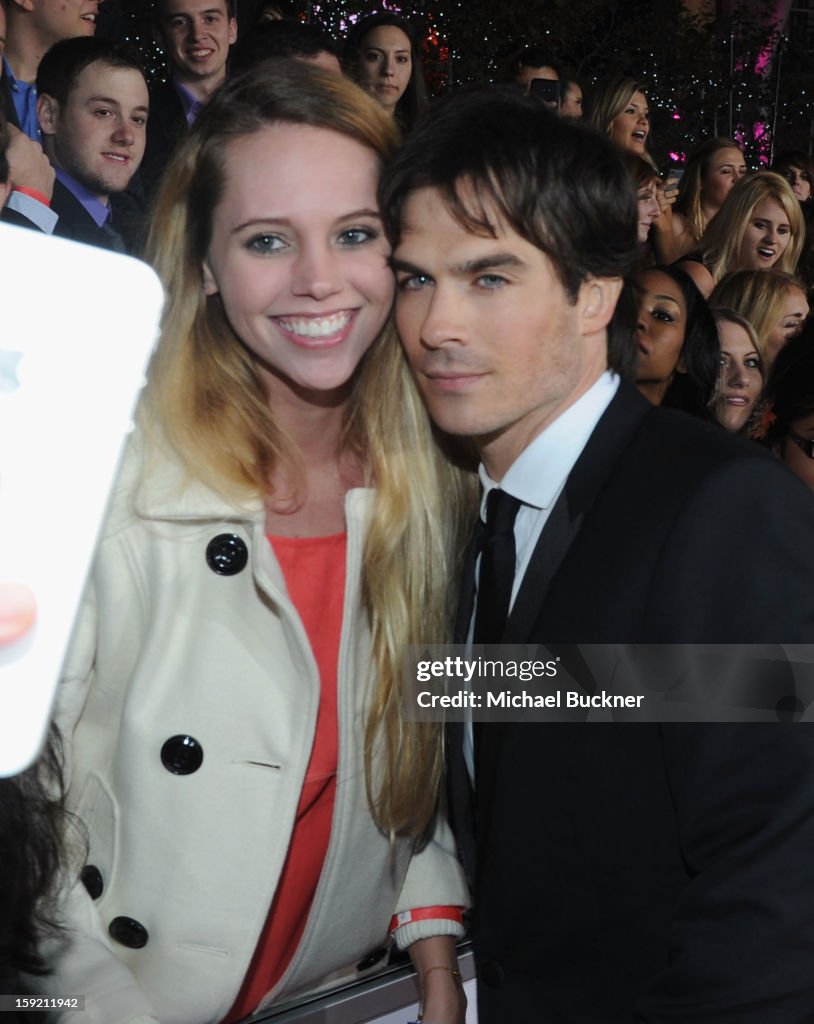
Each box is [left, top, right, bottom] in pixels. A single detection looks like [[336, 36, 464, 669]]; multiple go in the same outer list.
[[393, 917, 465, 950], [6, 190, 59, 234]]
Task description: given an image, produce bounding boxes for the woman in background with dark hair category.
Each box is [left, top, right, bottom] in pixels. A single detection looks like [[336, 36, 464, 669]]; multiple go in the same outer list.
[[635, 264, 720, 418], [0, 594, 70, 1023], [772, 150, 814, 207], [624, 151, 667, 266], [772, 150, 814, 289], [344, 13, 427, 131]]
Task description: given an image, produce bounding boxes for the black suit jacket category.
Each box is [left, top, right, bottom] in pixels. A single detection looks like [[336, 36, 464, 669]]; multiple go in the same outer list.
[[451, 382, 814, 1023], [141, 79, 187, 201], [0, 70, 21, 131], [50, 180, 125, 252]]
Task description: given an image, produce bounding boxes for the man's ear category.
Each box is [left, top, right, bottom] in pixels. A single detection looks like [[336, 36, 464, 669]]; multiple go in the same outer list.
[[10, 0, 35, 12], [228, 16, 238, 45], [577, 276, 623, 335], [202, 259, 219, 296], [37, 94, 59, 138]]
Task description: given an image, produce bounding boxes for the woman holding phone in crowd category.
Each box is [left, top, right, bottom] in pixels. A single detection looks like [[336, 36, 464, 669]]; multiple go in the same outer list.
[[45, 61, 471, 1024]]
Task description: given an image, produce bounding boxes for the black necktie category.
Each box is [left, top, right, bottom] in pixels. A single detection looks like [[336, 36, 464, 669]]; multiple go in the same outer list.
[[99, 218, 127, 254], [473, 488, 522, 643]]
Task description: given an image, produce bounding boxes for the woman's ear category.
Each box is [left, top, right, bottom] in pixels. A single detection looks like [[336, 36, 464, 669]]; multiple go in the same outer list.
[[202, 261, 218, 297]]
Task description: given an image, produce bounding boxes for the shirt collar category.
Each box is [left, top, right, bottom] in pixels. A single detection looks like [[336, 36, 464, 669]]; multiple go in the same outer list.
[[478, 371, 619, 518], [3, 57, 16, 87], [55, 168, 111, 228], [173, 79, 204, 125]]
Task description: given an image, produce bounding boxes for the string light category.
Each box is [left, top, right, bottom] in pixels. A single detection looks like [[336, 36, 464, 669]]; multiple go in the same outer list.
[[118, 0, 814, 159]]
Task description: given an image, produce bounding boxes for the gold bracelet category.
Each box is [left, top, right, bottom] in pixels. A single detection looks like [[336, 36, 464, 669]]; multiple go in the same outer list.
[[421, 964, 463, 986]]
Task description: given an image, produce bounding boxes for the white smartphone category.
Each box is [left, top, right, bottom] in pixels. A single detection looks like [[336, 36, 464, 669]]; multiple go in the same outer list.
[[0, 223, 164, 777]]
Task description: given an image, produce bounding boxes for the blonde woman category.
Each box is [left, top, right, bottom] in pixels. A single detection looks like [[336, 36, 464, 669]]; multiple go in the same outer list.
[[676, 171, 804, 298], [590, 77, 679, 263], [671, 137, 747, 257], [709, 268, 809, 367], [45, 62, 472, 1024], [710, 308, 765, 433]]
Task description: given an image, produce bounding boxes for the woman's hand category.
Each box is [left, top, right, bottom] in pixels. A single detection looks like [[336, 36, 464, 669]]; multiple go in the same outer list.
[[408, 935, 466, 1024], [420, 963, 466, 1024]]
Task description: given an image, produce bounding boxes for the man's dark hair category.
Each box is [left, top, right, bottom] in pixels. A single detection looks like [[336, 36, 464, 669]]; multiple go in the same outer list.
[[380, 87, 640, 373], [36, 37, 145, 107], [230, 19, 336, 76], [509, 45, 561, 79], [153, 0, 237, 29], [380, 86, 639, 302]]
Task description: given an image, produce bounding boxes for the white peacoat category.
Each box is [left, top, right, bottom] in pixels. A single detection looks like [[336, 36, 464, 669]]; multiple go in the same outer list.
[[44, 438, 468, 1024]]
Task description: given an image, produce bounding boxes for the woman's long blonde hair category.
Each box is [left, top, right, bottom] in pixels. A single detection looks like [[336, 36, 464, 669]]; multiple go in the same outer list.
[[674, 136, 742, 244], [710, 268, 807, 364], [698, 171, 804, 286], [144, 60, 476, 839]]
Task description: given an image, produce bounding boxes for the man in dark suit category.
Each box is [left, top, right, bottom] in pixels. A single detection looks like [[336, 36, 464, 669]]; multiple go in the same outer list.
[[141, 0, 236, 199], [35, 36, 147, 251], [382, 89, 814, 1022]]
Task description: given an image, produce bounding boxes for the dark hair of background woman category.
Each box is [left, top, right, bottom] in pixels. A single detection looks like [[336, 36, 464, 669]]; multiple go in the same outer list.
[[645, 265, 721, 420], [343, 12, 428, 131]]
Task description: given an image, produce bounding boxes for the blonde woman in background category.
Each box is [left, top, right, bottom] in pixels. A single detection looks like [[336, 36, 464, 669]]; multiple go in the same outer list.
[[590, 77, 679, 264], [671, 137, 747, 257], [709, 308, 765, 433], [44, 61, 471, 1024], [710, 268, 809, 368], [675, 171, 804, 298]]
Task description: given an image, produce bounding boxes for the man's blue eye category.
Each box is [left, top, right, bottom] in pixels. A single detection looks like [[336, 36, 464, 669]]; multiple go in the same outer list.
[[398, 274, 432, 291]]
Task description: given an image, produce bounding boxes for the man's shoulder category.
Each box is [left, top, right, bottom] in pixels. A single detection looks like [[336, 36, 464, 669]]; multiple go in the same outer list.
[[609, 386, 778, 488], [147, 79, 186, 129]]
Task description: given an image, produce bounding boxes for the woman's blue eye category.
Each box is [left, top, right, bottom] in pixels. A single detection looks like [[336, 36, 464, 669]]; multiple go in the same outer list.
[[246, 234, 285, 254], [339, 227, 377, 246]]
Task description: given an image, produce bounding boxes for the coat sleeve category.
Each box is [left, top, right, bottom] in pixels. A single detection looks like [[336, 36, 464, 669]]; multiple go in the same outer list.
[[635, 455, 814, 1021], [635, 720, 814, 1022], [391, 803, 470, 949]]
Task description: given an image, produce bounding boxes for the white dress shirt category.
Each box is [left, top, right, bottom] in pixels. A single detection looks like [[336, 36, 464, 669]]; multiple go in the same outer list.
[[464, 371, 619, 781]]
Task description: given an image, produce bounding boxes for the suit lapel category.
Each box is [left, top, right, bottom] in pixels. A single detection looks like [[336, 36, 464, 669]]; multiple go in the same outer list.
[[506, 381, 653, 643]]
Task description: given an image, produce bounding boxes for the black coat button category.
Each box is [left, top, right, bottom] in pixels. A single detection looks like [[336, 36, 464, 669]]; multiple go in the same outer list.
[[109, 916, 148, 949], [480, 960, 504, 988], [161, 735, 204, 775], [81, 864, 104, 900], [206, 533, 248, 576]]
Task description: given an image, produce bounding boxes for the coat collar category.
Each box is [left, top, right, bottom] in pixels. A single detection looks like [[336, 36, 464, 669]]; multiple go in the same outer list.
[[123, 432, 375, 526]]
